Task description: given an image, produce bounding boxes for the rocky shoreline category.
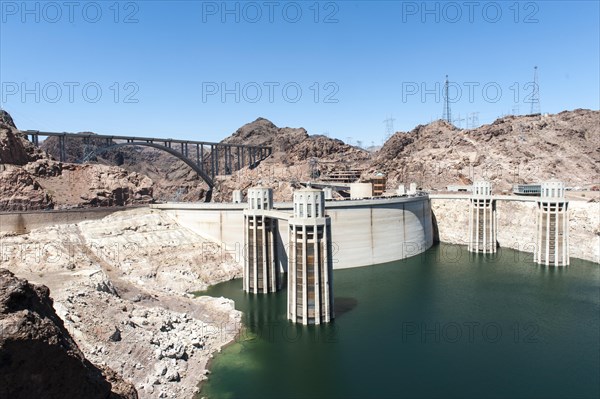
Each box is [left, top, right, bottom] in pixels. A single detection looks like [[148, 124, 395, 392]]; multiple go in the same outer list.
[[0, 207, 243, 399]]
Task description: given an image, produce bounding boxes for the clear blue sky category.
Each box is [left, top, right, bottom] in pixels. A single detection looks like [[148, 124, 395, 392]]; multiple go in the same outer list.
[[1, 1, 598, 144]]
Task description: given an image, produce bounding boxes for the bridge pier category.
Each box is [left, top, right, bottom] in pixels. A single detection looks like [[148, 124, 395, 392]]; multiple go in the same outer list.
[[214, 146, 219, 176], [535, 181, 569, 266], [30, 134, 39, 146], [468, 181, 497, 254], [58, 135, 66, 162], [243, 187, 280, 293], [288, 187, 334, 325]]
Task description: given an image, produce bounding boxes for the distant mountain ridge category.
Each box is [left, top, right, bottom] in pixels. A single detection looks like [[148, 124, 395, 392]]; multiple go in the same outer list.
[[369, 109, 599, 191], [1, 109, 597, 209]]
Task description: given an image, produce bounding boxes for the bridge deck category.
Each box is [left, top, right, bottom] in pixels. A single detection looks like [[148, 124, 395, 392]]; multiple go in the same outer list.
[[25, 130, 266, 149]]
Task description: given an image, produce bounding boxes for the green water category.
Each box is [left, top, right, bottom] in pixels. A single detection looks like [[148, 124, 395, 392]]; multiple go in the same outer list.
[[198, 244, 600, 399]]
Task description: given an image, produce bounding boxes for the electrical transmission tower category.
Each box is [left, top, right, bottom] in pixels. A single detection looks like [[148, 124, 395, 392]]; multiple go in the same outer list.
[[383, 116, 396, 139], [468, 112, 480, 128], [442, 75, 452, 123], [530, 66, 541, 114], [453, 113, 465, 128]]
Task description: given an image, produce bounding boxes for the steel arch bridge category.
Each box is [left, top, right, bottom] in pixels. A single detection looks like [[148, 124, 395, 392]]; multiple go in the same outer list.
[[25, 130, 272, 191]]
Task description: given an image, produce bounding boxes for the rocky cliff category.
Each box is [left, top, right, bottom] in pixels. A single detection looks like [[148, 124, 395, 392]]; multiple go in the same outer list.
[[3, 109, 598, 207], [41, 135, 208, 202], [0, 268, 137, 399], [0, 114, 46, 165], [213, 118, 371, 202], [222, 117, 370, 165], [1, 207, 243, 399], [0, 114, 155, 211], [430, 198, 600, 264], [370, 109, 600, 191], [218, 111, 599, 201], [15, 117, 372, 204]]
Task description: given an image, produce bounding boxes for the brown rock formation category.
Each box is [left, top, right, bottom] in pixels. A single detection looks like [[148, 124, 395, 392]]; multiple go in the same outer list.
[[370, 109, 600, 191], [0, 165, 54, 211], [222, 117, 370, 164], [3, 109, 597, 207], [212, 118, 371, 202], [0, 110, 17, 129], [0, 268, 137, 399], [0, 120, 46, 165], [41, 134, 208, 202], [23, 160, 154, 208], [0, 112, 156, 211]]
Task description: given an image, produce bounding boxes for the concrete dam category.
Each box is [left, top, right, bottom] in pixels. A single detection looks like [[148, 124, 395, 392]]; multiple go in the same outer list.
[[151, 192, 435, 272], [152, 187, 434, 325]]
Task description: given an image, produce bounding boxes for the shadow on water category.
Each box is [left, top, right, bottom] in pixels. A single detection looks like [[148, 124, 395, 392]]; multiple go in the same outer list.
[[333, 297, 358, 317]]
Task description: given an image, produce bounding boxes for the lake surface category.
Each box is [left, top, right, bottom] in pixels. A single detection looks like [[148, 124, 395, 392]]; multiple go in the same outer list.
[[198, 244, 600, 399]]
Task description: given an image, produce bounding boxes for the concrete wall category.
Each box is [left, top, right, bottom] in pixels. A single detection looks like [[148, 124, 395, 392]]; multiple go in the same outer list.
[[153, 195, 434, 270], [431, 198, 599, 264], [0, 208, 125, 235], [325, 198, 433, 269]]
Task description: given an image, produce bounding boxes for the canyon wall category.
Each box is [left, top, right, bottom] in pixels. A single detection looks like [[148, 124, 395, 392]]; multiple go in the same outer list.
[[431, 198, 599, 264]]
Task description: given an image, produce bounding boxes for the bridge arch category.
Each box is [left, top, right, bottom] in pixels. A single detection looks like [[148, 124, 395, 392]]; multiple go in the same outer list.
[[87, 142, 215, 188], [26, 129, 272, 203]]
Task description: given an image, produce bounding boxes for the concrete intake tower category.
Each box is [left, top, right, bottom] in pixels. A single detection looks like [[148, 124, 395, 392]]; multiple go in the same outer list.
[[535, 181, 570, 266], [287, 187, 334, 325], [243, 187, 280, 293], [468, 180, 497, 254]]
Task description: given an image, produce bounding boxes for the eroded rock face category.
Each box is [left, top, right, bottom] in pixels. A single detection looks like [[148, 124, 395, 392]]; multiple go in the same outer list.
[[0, 111, 156, 211], [0, 110, 17, 129], [212, 117, 372, 202], [0, 165, 54, 211], [0, 207, 244, 399], [48, 162, 154, 208], [0, 122, 46, 166], [0, 268, 137, 399], [221, 117, 370, 164], [222, 117, 307, 149], [370, 109, 600, 191], [41, 133, 209, 203], [0, 160, 154, 211]]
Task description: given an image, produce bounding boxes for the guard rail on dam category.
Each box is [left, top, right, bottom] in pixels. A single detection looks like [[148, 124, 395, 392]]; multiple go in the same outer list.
[[151, 194, 434, 270]]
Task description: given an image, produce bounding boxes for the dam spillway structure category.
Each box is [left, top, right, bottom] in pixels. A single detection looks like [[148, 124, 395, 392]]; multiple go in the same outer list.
[[288, 187, 334, 325], [243, 187, 280, 293], [535, 181, 569, 266], [468, 180, 497, 254]]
